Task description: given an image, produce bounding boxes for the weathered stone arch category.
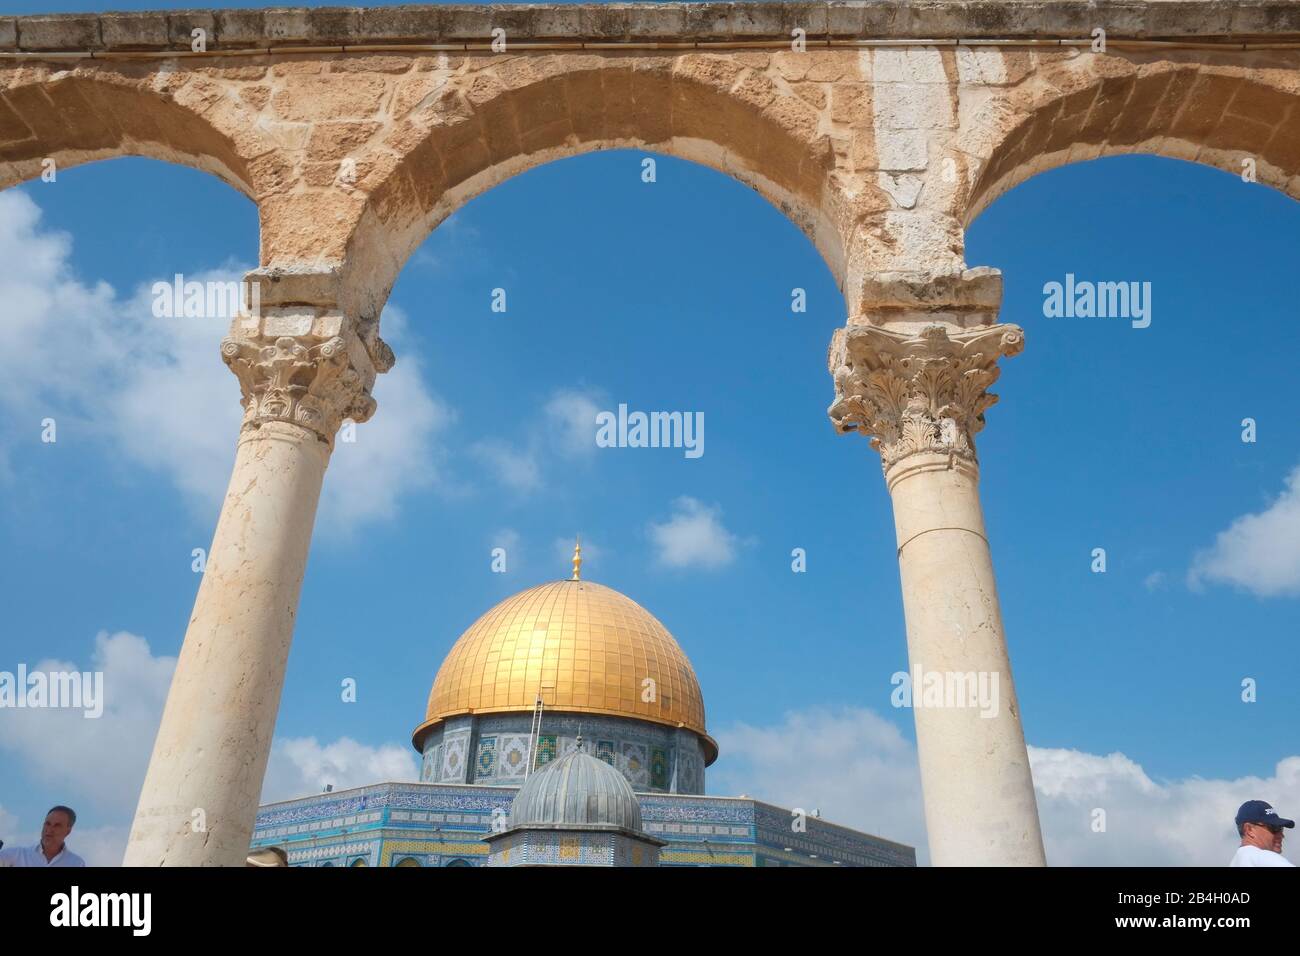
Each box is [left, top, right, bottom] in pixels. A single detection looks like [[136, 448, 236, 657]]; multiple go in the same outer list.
[[38, 1, 1287, 870], [959, 50, 1300, 226], [0, 63, 268, 197], [341, 52, 869, 317]]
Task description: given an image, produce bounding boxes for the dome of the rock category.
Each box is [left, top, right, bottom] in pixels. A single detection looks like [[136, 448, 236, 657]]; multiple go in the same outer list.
[[412, 577, 717, 761], [410, 561, 717, 796]]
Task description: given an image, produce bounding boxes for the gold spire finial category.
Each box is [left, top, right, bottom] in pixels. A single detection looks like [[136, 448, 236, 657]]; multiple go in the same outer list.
[[571, 535, 582, 581]]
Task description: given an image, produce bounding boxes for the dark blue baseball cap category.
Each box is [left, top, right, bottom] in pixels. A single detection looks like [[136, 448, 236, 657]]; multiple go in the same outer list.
[[1236, 800, 1295, 829]]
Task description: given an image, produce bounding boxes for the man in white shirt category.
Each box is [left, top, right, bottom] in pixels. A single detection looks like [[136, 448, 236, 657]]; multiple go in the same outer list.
[[0, 806, 86, 867], [1229, 800, 1295, 867]]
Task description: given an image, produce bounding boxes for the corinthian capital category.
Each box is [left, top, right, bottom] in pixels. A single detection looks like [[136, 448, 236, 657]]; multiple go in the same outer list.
[[828, 323, 1024, 472], [221, 328, 383, 448]]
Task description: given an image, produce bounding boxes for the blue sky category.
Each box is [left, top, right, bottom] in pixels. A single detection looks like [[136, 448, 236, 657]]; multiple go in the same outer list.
[[1, 123, 1298, 863]]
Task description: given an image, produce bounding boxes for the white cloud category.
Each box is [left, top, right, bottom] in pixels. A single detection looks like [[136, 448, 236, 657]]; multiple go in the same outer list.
[[711, 707, 1300, 866], [1030, 748, 1300, 866], [322, 337, 455, 531], [63, 824, 133, 867], [107, 269, 247, 506], [261, 736, 419, 805], [467, 387, 605, 494], [1188, 465, 1300, 597], [0, 194, 126, 414], [0, 629, 418, 863], [648, 496, 740, 569], [0, 192, 136, 473], [711, 707, 926, 855], [0, 630, 181, 865], [544, 388, 603, 457], [0, 631, 176, 820], [1143, 571, 1167, 592], [0, 190, 453, 535]]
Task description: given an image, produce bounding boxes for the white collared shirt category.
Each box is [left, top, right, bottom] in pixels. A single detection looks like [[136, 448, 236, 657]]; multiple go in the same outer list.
[[0, 842, 86, 867], [1229, 844, 1295, 867]]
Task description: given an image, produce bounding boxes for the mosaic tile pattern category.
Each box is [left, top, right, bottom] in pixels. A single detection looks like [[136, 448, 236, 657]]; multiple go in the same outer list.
[[664, 848, 753, 866], [423, 712, 707, 794], [498, 734, 530, 778], [536, 734, 557, 767], [475, 736, 497, 779], [677, 753, 699, 793], [283, 840, 375, 867], [440, 734, 467, 782], [254, 782, 914, 868], [519, 831, 616, 866], [490, 829, 660, 867], [752, 803, 916, 866], [595, 739, 615, 766], [620, 742, 649, 788], [650, 747, 668, 790], [378, 837, 488, 867]]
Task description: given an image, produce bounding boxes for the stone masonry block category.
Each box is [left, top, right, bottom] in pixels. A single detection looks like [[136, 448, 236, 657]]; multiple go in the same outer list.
[[18, 15, 99, 51], [100, 12, 170, 49]]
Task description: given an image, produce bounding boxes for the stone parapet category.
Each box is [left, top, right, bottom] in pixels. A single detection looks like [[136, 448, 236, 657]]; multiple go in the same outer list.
[[6, 2, 1300, 54]]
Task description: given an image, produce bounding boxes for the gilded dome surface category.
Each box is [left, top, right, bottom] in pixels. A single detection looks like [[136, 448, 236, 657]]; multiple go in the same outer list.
[[413, 579, 716, 763], [509, 748, 644, 831]]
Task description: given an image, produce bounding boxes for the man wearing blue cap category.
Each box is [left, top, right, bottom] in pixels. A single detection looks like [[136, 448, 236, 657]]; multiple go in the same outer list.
[[1229, 800, 1295, 867]]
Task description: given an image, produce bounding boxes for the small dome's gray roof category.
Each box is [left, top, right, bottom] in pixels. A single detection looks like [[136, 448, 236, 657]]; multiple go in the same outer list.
[[509, 748, 643, 832]]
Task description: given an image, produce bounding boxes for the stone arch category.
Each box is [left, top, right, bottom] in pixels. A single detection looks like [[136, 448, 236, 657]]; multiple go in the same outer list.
[[0, 64, 266, 198], [341, 52, 856, 318], [959, 50, 1300, 227]]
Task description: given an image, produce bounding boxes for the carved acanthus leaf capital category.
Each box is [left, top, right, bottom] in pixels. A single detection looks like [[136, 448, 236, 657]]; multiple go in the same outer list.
[[828, 323, 1024, 471], [221, 332, 378, 447]]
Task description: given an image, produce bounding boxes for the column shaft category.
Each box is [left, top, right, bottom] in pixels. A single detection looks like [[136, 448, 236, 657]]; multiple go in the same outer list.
[[888, 454, 1045, 866], [828, 305, 1045, 865], [122, 285, 388, 866], [123, 421, 328, 866]]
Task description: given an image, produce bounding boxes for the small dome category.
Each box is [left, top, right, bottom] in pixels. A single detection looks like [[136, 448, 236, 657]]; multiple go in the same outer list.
[[509, 746, 643, 832]]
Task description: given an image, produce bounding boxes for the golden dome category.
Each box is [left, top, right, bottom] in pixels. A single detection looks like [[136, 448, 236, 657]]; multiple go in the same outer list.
[[412, 579, 717, 764]]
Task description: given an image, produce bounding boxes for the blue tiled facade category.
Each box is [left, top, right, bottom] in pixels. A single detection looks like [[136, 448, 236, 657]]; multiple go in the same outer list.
[[252, 782, 916, 868], [486, 828, 662, 867], [418, 712, 709, 796]]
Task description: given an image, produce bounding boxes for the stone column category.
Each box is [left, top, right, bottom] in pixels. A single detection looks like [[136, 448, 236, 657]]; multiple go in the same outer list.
[[124, 287, 392, 866], [828, 271, 1046, 866]]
